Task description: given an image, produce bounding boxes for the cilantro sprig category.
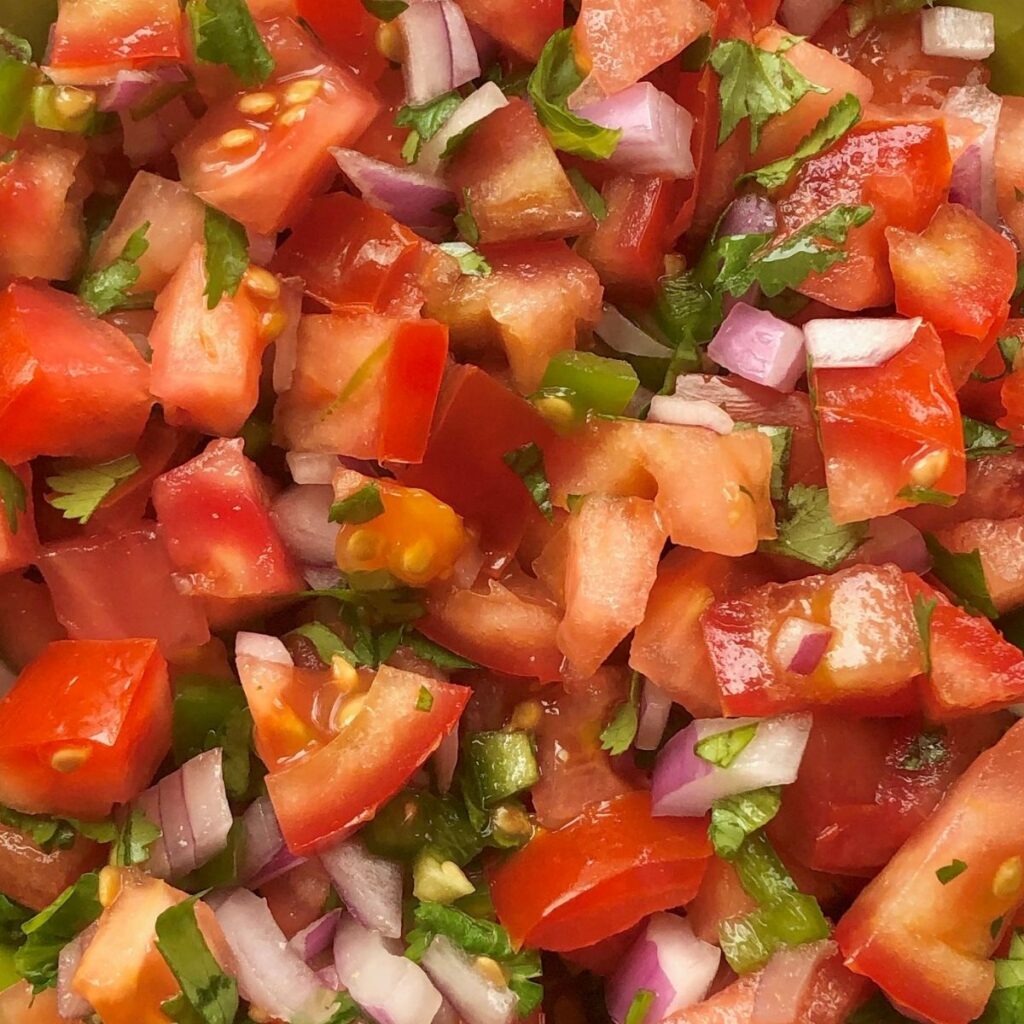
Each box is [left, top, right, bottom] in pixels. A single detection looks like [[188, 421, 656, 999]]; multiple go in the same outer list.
[[759, 484, 868, 571], [78, 222, 152, 316], [45, 455, 141, 525], [203, 207, 249, 310], [600, 673, 641, 756], [503, 442, 554, 522], [187, 0, 274, 86], [0, 460, 26, 534]]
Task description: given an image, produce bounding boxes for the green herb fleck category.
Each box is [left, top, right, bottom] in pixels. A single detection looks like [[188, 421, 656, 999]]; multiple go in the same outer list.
[[329, 483, 385, 525], [924, 535, 999, 619], [416, 686, 435, 712], [0, 460, 26, 534], [695, 723, 759, 769], [963, 416, 1014, 460], [187, 0, 275, 86], [899, 729, 948, 772], [46, 455, 141, 525], [760, 484, 868, 571], [624, 989, 655, 1024], [936, 859, 968, 885], [710, 787, 782, 859], [362, 0, 408, 19], [78, 222, 152, 316], [203, 206, 249, 310], [567, 168, 608, 221], [503, 442, 554, 522], [438, 242, 492, 278], [600, 673, 642, 756]]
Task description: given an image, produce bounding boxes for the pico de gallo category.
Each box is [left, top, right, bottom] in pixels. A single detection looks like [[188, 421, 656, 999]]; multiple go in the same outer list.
[[0, 0, 1023, 1023]]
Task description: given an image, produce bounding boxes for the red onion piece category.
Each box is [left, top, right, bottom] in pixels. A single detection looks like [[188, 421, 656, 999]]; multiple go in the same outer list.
[[847, 515, 930, 575], [286, 452, 342, 486], [270, 485, 340, 567], [803, 316, 921, 368], [606, 914, 721, 1023], [236, 632, 294, 666], [707, 303, 807, 393], [752, 940, 836, 1024], [636, 680, 673, 752], [945, 85, 1002, 224], [921, 7, 995, 60], [578, 83, 694, 178], [433, 725, 460, 794], [303, 565, 344, 591], [596, 305, 668, 358], [334, 916, 443, 1024], [417, 83, 507, 174], [97, 65, 188, 112], [57, 925, 96, 1020], [778, 0, 842, 37], [182, 749, 233, 867], [320, 837, 404, 940], [647, 396, 735, 434], [720, 194, 777, 237], [651, 715, 812, 817], [397, 0, 480, 106], [420, 936, 517, 1024], [288, 910, 344, 963], [242, 796, 306, 886], [214, 889, 336, 1023], [332, 149, 454, 237], [247, 229, 278, 267], [157, 768, 198, 878], [135, 787, 171, 878], [772, 618, 833, 676]]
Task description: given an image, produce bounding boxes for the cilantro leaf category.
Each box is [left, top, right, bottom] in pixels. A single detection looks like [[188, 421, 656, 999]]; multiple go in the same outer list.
[[740, 93, 861, 190], [0, 460, 26, 534], [406, 902, 517, 962], [963, 416, 1015, 460], [203, 206, 249, 310], [0, 894, 30, 947], [710, 787, 783, 860], [0, 806, 109, 852], [936, 859, 967, 885], [395, 92, 461, 145], [438, 242, 493, 278], [710, 36, 829, 151], [15, 873, 102, 992], [898, 728, 948, 772], [113, 809, 162, 867], [912, 593, 936, 674], [846, 0, 934, 37], [155, 897, 239, 1024], [405, 631, 479, 670], [289, 622, 356, 667], [760, 484, 868, 570], [0, 29, 32, 64], [695, 723, 758, 769], [454, 188, 480, 245], [600, 672, 641, 756], [187, 0, 275, 87], [362, 0, 408, 19], [0, 32, 40, 140], [329, 483, 385, 525], [847, 994, 919, 1022], [734, 423, 792, 502], [923, 534, 999, 619], [45, 455, 141, 525], [527, 29, 621, 159], [897, 485, 957, 507], [503, 442, 554, 522], [566, 167, 608, 221], [625, 990, 655, 1024], [415, 686, 434, 712], [78, 221, 152, 316]]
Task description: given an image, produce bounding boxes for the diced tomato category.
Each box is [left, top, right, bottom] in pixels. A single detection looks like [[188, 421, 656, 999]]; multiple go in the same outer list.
[[346, 68, 407, 166], [175, 18, 379, 233], [812, 321, 966, 524], [426, 240, 603, 394], [456, 0, 561, 60], [630, 549, 771, 717], [0, 823, 106, 911], [743, 0, 780, 27], [776, 113, 952, 311], [152, 438, 303, 625], [996, 96, 1024, 246], [46, 0, 183, 84], [0, 464, 38, 574], [752, 27, 874, 168], [490, 792, 711, 951], [259, 858, 334, 938], [294, 0, 387, 81], [37, 527, 210, 657], [272, 192, 459, 316], [547, 418, 776, 557], [1000, 320, 1024, 440], [557, 495, 666, 679], [0, 574, 66, 672], [703, 564, 925, 717], [0, 639, 170, 818], [262, 665, 469, 853], [0, 983, 62, 1024], [931, 516, 1024, 615], [0, 135, 86, 282], [421, 569, 564, 681], [836, 719, 1024, 1024], [532, 667, 635, 830], [769, 713, 1007, 876], [445, 99, 593, 244], [665, 974, 759, 1024], [397, 365, 558, 569], [687, 851, 758, 945], [571, 0, 713, 106], [92, 172, 205, 296], [0, 282, 151, 465]]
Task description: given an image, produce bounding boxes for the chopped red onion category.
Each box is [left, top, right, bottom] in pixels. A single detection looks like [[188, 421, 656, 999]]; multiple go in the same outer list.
[[397, 0, 480, 106], [320, 837, 404, 940], [596, 305, 668, 358], [236, 632, 294, 666], [247, 229, 278, 267], [752, 940, 836, 1024], [332, 149, 454, 237], [420, 936, 517, 1024], [921, 7, 995, 60], [606, 914, 721, 1023], [334, 916, 443, 1024], [647, 396, 735, 434], [772, 618, 833, 676], [157, 769, 197, 877], [803, 317, 921, 369], [242, 796, 308, 886], [707, 303, 806, 393], [651, 715, 812, 818], [944, 85, 1002, 224], [417, 83, 507, 174], [577, 83, 694, 178], [288, 910, 344, 964], [778, 0, 843, 37], [135, 787, 170, 878], [304, 566, 344, 591], [720, 194, 777, 238], [215, 890, 337, 1022], [97, 66, 188, 112], [636, 680, 673, 752], [270, 485, 340, 567], [57, 925, 96, 1020], [432, 726, 460, 794], [287, 452, 343, 487], [848, 515, 930, 575]]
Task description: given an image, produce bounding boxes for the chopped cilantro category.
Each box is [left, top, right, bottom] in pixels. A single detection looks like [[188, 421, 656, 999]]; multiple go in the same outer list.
[[695, 723, 759, 769], [454, 189, 481, 245], [0, 30, 39, 140], [203, 206, 249, 309], [898, 729, 948, 772], [362, 0, 408, 19], [710, 787, 782, 860], [45, 455, 141, 525], [503, 442, 554, 522], [0, 460, 25, 534], [912, 593, 937, 674], [963, 416, 1015, 460], [733, 423, 793, 502], [112, 809, 162, 867], [395, 91, 461, 164], [566, 167, 608, 221], [329, 483, 385, 525], [600, 673, 642, 756], [897, 485, 957, 507], [405, 631, 478, 670], [0, 894, 30, 947], [289, 622, 356, 667], [78, 222, 152, 316], [187, 0, 275, 86], [936, 859, 967, 885], [923, 534, 999, 619], [438, 241, 492, 277], [759, 484, 868, 571], [0, 806, 115, 853], [416, 686, 434, 712], [624, 989, 655, 1024]]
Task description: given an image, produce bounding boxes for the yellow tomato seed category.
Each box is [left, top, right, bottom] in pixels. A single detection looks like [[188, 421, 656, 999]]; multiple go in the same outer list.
[[50, 746, 91, 773], [244, 267, 281, 299], [283, 78, 323, 105], [236, 92, 277, 115], [219, 128, 257, 150]]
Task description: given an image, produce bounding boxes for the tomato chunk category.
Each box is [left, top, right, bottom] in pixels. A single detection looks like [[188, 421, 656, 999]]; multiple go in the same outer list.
[[931, 516, 1024, 615], [490, 791, 711, 951], [0, 639, 171, 818], [457, 0, 561, 60], [294, 0, 387, 81], [836, 720, 1024, 1024], [995, 94, 1024, 247], [0, 464, 38, 574], [0, 823, 106, 911], [0, 282, 152, 464], [0, 574, 66, 672]]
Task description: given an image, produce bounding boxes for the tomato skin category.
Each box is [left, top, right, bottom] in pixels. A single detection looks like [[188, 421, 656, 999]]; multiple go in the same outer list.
[[175, 18, 379, 233], [263, 666, 470, 854], [0, 574, 66, 672], [931, 516, 1024, 615], [0, 282, 152, 465], [812, 322, 966, 524], [836, 720, 1024, 1024], [490, 792, 711, 952], [0, 464, 38, 574], [687, 851, 758, 946], [294, 0, 387, 81], [0, 823, 106, 911], [703, 564, 925, 717], [445, 99, 593, 245], [457, 0, 561, 60], [0, 639, 171, 818]]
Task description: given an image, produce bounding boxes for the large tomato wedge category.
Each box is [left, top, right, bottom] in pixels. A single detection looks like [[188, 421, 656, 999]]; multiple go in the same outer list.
[[836, 720, 1024, 1024], [0, 823, 106, 911], [261, 665, 469, 853], [0, 639, 171, 819], [490, 792, 711, 951]]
